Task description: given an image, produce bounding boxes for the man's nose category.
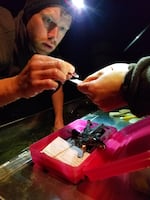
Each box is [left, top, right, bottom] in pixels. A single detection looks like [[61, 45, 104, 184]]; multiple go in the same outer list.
[[48, 25, 59, 39]]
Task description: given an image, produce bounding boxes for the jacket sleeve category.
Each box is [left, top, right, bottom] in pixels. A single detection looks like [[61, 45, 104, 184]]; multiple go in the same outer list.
[[122, 56, 150, 117], [0, 7, 15, 78]]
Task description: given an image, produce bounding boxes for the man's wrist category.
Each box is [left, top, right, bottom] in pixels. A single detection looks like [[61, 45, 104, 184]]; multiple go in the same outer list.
[[10, 76, 21, 100]]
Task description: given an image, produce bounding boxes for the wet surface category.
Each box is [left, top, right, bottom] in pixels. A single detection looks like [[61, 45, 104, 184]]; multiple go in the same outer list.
[[0, 97, 149, 200], [0, 97, 97, 164]]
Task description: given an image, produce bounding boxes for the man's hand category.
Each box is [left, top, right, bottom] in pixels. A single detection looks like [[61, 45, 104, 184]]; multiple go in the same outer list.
[[15, 54, 75, 98], [77, 63, 129, 112]]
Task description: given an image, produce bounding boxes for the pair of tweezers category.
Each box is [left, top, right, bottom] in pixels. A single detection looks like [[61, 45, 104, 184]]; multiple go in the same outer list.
[[69, 72, 82, 85]]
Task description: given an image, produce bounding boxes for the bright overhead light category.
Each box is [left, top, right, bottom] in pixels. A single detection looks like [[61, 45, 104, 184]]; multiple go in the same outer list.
[[65, 0, 86, 10], [72, 0, 85, 9]]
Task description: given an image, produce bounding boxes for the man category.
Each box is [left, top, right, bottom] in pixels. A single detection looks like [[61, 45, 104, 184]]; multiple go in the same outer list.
[[78, 56, 150, 117], [0, 0, 75, 129]]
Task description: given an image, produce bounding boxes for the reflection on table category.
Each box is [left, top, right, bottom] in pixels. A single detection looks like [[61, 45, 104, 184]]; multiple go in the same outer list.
[[0, 97, 149, 200]]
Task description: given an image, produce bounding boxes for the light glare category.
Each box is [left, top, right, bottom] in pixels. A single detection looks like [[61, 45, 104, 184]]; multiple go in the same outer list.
[[72, 0, 85, 9]]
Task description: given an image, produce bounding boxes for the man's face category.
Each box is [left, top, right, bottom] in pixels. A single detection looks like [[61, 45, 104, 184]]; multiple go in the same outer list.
[[26, 6, 72, 55]]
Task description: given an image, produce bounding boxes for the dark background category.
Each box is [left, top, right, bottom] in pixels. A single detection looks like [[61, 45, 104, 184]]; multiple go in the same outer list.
[[1, 0, 150, 77], [0, 0, 150, 124], [60, 0, 150, 78]]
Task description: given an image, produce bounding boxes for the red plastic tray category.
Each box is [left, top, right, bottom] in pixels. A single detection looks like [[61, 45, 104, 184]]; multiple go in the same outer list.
[[30, 117, 150, 184]]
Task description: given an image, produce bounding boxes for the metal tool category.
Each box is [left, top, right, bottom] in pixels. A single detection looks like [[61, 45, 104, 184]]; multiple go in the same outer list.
[[68, 72, 82, 85], [69, 78, 82, 85]]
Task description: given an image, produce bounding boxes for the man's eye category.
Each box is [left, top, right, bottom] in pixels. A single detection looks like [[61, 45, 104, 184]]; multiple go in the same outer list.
[[46, 17, 52, 24], [43, 16, 53, 26], [60, 27, 65, 31], [59, 26, 68, 32]]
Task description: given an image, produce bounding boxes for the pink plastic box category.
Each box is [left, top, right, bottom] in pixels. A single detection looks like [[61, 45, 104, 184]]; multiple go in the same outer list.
[[30, 117, 150, 184]]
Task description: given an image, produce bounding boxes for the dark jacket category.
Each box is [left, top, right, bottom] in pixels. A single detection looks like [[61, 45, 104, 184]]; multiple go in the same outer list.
[[122, 56, 150, 117], [0, 7, 53, 124], [0, 7, 15, 78]]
